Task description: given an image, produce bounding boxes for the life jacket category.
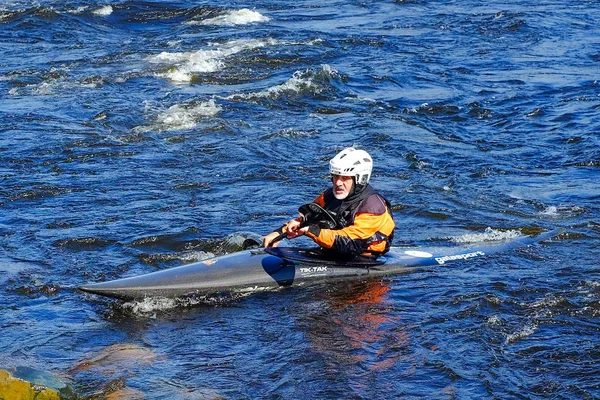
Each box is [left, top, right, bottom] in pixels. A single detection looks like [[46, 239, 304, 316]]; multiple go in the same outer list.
[[308, 184, 395, 257]]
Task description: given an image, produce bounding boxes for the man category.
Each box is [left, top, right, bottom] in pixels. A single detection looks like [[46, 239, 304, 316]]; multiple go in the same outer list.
[[263, 147, 395, 258]]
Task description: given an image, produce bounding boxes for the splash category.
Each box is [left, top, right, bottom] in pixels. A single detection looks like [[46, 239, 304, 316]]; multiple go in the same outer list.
[[121, 297, 181, 314], [6, 65, 103, 96], [505, 323, 537, 345], [134, 98, 222, 132], [222, 231, 264, 252], [153, 99, 222, 131], [118, 291, 262, 315], [92, 5, 113, 16], [139, 250, 216, 266], [528, 294, 567, 310], [151, 50, 223, 82], [226, 64, 337, 102], [450, 227, 522, 244], [191, 8, 270, 26], [539, 205, 585, 218], [150, 38, 278, 83]]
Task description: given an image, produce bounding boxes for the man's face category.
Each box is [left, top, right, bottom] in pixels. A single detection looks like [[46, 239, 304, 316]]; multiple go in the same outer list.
[[331, 174, 354, 200]]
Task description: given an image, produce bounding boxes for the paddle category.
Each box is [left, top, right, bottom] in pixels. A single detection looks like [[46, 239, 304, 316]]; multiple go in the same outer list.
[[266, 203, 340, 247]]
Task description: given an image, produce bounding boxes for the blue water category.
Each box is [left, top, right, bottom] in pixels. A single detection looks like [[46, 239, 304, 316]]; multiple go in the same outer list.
[[1, 0, 599, 398]]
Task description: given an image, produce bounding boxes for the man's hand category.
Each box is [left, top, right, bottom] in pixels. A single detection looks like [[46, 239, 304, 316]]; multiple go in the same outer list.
[[263, 217, 309, 247], [285, 219, 308, 239], [262, 230, 282, 248]]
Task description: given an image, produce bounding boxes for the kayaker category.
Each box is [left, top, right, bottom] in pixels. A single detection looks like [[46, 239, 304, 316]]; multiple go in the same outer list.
[[263, 147, 395, 258]]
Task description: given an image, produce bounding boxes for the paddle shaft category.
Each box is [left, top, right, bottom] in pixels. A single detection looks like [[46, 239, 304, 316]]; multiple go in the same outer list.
[[267, 221, 309, 247]]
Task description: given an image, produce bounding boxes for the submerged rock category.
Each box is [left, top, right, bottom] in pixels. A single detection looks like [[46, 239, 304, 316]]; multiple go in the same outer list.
[[69, 343, 158, 375], [84, 377, 144, 400], [11, 366, 67, 391], [67, 343, 160, 398], [0, 369, 60, 400]]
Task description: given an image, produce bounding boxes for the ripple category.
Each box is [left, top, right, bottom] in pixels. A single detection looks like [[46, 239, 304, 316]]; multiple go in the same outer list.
[[139, 99, 222, 132], [52, 237, 116, 250], [138, 250, 214, 266], [224, 65, 343, 104], [1, 0, 599, 398], [505, 323, 537, 345], [9, 185, 72, 201]]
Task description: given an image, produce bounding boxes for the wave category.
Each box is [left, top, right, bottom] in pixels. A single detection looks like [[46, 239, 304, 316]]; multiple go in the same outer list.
[[0, 5, 59, 22], [538, 205, 586, 218], [91, 5, 113, 17], [0, 3, 112, 22], [505, 323, 537, 345], [189, 8, 270, 26], [154, 99, 222, 130], [6, 67, 108, 96], [0, 4, 265, 26], [117, 292, 250, 314], [53, 236, 116, 250], [0, 3, 208, 22], [131, 231, 262, 266], [150, 38, 279, 83], [117, 286, 275, 314], [136, 98, 222, 132], [224, 64, 340, 103], [139, 250, 215, 266], [8, 185, 72, 202]]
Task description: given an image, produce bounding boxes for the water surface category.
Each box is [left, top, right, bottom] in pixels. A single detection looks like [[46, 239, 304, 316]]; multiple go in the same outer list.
[[1, 0, 599, 398]]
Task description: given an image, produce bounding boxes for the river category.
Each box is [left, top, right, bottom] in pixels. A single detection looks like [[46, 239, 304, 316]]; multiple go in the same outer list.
[[1, 0, 599, 398]]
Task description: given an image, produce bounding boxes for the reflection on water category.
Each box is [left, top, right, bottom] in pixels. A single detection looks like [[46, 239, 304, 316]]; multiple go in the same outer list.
[[297, 280, 417, 395]]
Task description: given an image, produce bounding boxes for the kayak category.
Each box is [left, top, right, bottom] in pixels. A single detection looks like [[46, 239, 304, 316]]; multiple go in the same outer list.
[[79, 229, 563, 301]]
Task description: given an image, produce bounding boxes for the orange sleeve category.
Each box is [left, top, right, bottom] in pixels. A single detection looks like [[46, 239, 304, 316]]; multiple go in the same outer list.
[[305, 211, 394, 253], [313, 193, 326, 207]]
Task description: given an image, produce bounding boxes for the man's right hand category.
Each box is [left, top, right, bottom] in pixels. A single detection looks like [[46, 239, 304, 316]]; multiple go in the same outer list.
[[263, 217, 309, 247], [262, 231, 282, 248]]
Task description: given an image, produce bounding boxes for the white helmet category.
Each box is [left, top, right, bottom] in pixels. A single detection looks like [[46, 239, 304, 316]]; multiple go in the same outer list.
[[329, 147, 373, 186]]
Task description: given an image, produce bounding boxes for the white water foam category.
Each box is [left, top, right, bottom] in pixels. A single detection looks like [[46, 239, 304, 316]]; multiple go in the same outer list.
[[541, 206, 559, 216], [150, 38, 278, 83], [121, 295, 232, 315], [226, 64, 336, 102], [120, 290, 263, 315], [122, 297, 179, 315], [539, 205, 585, 218], [450, 227, 521, 244], [153, 99, 222, 131], [505, 323, 537, 345], [92, 5, 113, 16], [135, 98, 222, 132], [8, 78, 84, 97], [67, 6, 88, 14], [151, 50, 222, 82], [190, 8, 270, 26]]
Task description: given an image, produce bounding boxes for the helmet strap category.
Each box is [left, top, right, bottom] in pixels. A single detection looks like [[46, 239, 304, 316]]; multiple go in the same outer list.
[[348, 178, 358, 198]]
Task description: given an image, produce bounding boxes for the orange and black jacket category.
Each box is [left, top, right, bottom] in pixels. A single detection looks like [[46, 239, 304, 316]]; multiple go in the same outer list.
[[305, 184, 395, 257]]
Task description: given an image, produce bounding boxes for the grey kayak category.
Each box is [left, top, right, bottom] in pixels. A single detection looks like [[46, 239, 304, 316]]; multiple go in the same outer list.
[[79, 229, 562, 301]]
